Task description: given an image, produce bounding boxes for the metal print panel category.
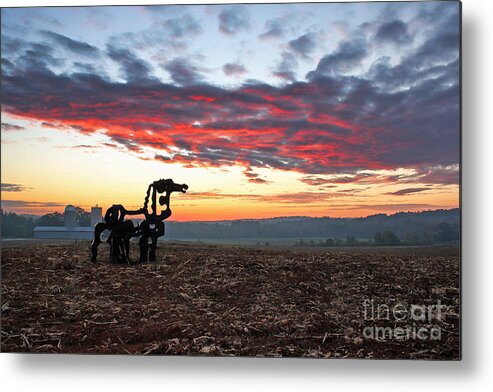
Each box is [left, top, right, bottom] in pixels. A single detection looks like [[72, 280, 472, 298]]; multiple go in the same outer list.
[[0, 1, 461, 359]]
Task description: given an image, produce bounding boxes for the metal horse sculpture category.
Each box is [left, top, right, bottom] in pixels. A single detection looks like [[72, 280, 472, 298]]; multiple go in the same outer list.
[[91, 179, 188, 263]]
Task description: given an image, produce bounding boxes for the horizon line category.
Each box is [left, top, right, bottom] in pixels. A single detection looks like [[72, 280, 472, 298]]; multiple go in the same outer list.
[[1, 206, 460, 223]]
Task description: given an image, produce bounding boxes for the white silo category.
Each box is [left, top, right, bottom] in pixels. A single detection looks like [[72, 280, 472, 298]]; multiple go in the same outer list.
[[91, 206, 102, 227], [64, 205, 77, 227]]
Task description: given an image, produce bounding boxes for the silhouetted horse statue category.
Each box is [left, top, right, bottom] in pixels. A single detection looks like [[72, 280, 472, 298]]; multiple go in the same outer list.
[[91, 179, 188, 264]]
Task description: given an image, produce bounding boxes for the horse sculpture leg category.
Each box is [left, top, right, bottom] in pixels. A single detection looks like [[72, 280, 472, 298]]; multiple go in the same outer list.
[[91, 222, 108, 262], [110, 233, 121, 264], [149, 234, 158, 262], [149, 222, 165, 262], [139, 236, 148, 263], [138, 221, 150, 263], [122, 224, 136, 264], [109, 220, 135, 264]]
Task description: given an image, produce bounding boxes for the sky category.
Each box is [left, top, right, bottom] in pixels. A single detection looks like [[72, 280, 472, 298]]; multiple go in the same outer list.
[[1, 1, 460, 221]]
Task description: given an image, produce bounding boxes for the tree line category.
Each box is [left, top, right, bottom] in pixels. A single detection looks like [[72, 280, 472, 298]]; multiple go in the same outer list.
[[1, 208, 460, 244], [1, 207, 91, 238], [293, 222, 459, 247], [165, 209, 460, 240]]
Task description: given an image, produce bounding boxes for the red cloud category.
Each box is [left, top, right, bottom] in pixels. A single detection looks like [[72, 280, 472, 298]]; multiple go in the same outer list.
[[189, 95, 217, 102], [1, 65, 459, 186]]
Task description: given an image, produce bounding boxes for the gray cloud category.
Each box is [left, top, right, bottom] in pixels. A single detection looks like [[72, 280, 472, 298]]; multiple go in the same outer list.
[[340, 203, 442, 212], [1, 122, 24, 131], [243, 169, 271, 184], [107, 44, 154, 83], [259, 17, 285, 40], [162, 57, 204, 85], [375, 20, 412, 45], [387, 188, 429, 196], [41, 30, 100, 58], [1, 183, 31, 192], [307, 39, 368, 78], [222, 62, 247, 76], [273, 51, 298, 81], [0, 199, 63, 208], [288, 32, 317, 58], [161, 15, 202, 38], [218, 7, 250, 35], [16, 42, 65, 72]]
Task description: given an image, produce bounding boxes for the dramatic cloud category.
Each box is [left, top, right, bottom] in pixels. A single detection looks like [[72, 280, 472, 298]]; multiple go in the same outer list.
[[40, 30, 100, 57], [1, 63, 459, 180], [218, 7, 250, 35], [186, 190, 361, 204], [339, 203, 444, 212], [1, 122, 25, 131], [13, 42, 64, 72], [106, 15, 199, 54], [300, 173, 395, 186], [387, 188, 429, 196], [161, 15, 202, 38], [307, 39, 368, 77], [288, 33, 317, 58], [222, 62, 247, 76], [243, 169, 271, 184], [410, 165, 459, 185], [0, 199, 63, 208], [1, 183, 31, 192], [375, 20, 412, 45], [0, 4, 460, 188], [300, 165, 460, 188], [273, 52, 298, 81], [107, 44, 154, 82], [369, 13, 460, 90], [259, 17, 284, 40], [162, 57, 204, 85]]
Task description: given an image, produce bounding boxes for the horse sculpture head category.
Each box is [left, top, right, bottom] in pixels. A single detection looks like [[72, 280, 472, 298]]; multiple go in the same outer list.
[[147, 178, 188, 208], [154, 178, 188, 194]]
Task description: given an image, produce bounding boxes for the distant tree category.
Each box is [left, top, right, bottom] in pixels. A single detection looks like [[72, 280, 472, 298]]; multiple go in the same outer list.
[[160, 209, 459, 242], [433, 222, 459, 242], [346, 235, 357, 246], [35, 207, 90, 227], [374, 232, 384, 245], [374, 231, 400, 245], [325, 238, 335, 246], [36, 212, 64, 227], [75, 207, 91, 227], [422, 232, 433, 245], [1, 212, 35, 238], [265, 241, 270, 247], [383, 231, 401, 245], [405, 232, 420, 245], [382, 231, 400, 245]]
